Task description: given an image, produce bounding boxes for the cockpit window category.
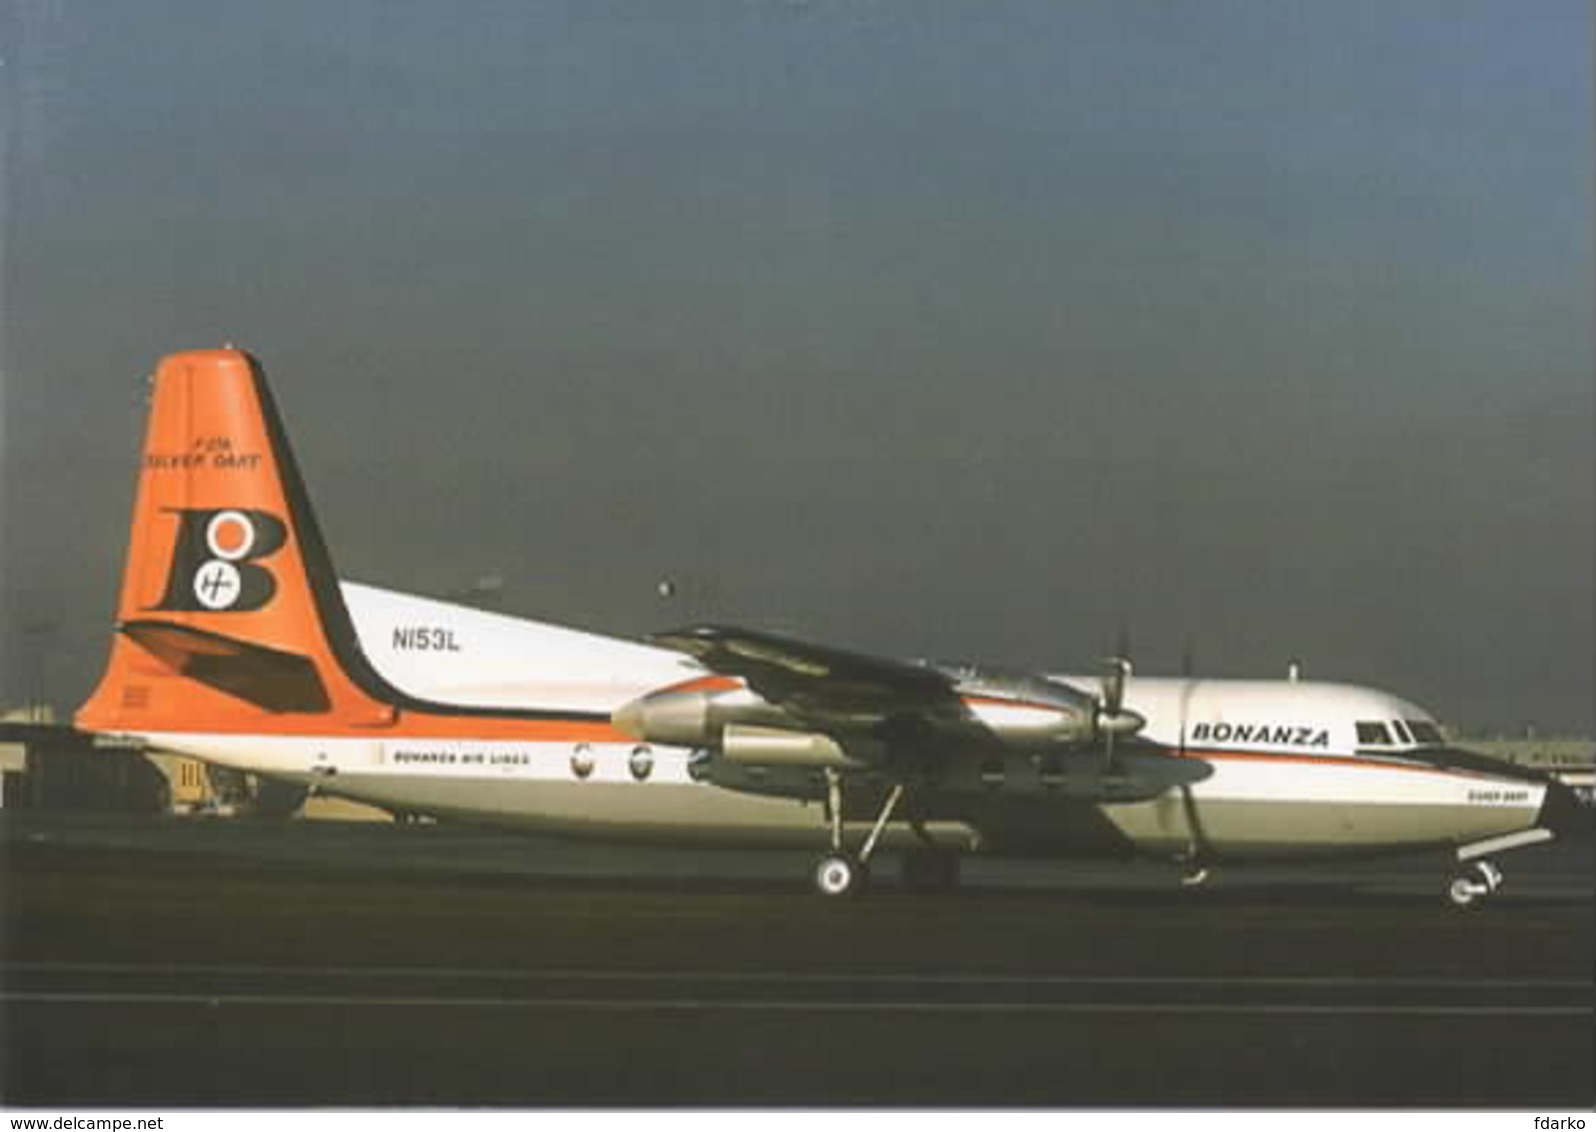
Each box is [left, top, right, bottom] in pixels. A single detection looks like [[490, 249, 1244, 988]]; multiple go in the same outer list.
[[1390, 720, 1413, 744], [1405, 720, 1443, 745], [1356, 721, 1392, 746]]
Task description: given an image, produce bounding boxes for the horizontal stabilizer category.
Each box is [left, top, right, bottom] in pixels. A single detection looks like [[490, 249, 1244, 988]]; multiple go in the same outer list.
[[121, 619, 330, 713]]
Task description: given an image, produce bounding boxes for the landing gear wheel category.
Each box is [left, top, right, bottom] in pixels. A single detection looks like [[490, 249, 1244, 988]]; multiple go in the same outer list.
[[1446, 875, 1481, 908], [810, 771, 903, 897], [1446, 858, 1504, 909], [813, 853, 867, 898], [900, 850, 961, 893]]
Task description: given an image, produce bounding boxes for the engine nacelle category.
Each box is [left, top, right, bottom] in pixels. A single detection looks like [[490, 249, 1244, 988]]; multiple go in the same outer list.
[[612, 667, 1127, 755], [950, 669, 1100, 746], [721, 724, 876, 768], [611, 684, 788, 748]]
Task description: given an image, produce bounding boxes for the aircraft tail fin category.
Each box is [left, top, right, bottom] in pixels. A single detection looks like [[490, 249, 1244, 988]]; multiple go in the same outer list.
[[76, 349, 394, 734]]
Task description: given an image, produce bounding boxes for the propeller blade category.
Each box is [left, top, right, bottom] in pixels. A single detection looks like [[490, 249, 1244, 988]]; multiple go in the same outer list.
[[1101, 655, 1132, 716], [1098, 655, 1140, 769]]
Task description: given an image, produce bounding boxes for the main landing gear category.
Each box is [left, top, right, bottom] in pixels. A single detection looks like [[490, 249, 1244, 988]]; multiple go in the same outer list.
[[813, 853, 866, 897], [812, 770, 952, 898], [811, 770, 901, 897]]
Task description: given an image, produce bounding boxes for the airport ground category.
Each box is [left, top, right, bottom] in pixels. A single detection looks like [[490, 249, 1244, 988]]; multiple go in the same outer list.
[[1, 812, 1590, 1109]]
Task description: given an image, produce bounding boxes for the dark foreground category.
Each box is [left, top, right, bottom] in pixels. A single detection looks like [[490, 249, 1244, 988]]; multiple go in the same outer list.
[[2, 814, 1591, 1108]]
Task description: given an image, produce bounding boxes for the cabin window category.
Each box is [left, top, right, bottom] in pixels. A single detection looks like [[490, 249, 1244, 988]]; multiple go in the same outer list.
[[1405, 720, 1443, 745], [1356, 722, 1392, 746]]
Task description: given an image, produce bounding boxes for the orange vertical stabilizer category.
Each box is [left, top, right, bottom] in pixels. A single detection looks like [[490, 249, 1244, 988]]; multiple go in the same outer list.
[[76, 349, 395, 735]]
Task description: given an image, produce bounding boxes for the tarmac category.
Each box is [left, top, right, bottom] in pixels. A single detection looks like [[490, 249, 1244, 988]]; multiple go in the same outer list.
[[1, 811, 1591, 1108]]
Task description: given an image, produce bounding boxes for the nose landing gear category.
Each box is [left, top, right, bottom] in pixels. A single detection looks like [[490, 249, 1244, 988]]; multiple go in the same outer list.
[[1446, 859, 1504, 908], [1445, 826, 1553, 909]]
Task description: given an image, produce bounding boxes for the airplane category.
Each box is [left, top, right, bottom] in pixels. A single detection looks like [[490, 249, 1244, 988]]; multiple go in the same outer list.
[[75, 348, 1583, 907]]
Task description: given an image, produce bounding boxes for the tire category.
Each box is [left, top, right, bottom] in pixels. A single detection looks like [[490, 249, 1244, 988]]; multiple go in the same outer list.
[[1446, 876, 1480, 908], [813, 853, 865, 897]]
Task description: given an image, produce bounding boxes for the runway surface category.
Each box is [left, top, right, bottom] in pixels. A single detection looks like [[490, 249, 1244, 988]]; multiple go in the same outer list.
[[2, 812, 1591, 1107]]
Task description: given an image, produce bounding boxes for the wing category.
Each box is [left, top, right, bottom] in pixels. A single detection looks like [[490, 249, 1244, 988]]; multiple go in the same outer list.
[[641, 625, 1208, 816], [650, 624, 961, 732]]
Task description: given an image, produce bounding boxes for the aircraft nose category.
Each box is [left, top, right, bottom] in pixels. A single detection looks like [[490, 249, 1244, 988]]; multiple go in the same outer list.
[[1536, 777, 1587, 837]]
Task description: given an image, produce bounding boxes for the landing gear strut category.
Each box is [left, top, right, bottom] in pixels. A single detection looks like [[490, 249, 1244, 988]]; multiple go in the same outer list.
[[811, 770, 904, 898]]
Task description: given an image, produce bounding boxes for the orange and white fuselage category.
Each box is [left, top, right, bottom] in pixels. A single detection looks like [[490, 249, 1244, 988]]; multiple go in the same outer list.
[[76, 349, 1570, 865]]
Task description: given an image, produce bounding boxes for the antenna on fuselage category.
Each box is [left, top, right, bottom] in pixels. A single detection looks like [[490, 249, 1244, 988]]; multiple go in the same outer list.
[[1287, 658, 1303, 682]]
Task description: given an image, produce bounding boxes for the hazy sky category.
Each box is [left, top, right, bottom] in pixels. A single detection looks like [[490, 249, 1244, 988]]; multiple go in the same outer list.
[[3, 1, 1591, 732]]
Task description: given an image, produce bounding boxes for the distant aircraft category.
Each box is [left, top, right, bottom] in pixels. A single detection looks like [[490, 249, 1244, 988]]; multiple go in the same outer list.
[[76, 348, 1581, 907]]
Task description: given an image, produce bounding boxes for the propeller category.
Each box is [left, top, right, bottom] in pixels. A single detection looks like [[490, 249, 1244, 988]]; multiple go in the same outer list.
[[1102, 654, 1130, 717], [1096, 654, 1145, 768]]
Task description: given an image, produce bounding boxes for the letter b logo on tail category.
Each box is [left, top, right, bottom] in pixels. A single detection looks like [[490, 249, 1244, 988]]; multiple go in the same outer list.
[[151, 508, 288, 612]]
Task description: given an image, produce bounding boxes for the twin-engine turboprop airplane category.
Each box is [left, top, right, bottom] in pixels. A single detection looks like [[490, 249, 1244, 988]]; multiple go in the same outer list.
[[614, 628, 1580, 904], [76, 349, 1581, 906]]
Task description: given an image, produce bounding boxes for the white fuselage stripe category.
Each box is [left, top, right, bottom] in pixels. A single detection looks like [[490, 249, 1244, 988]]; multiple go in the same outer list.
[[126, 728, 1546, 857]]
